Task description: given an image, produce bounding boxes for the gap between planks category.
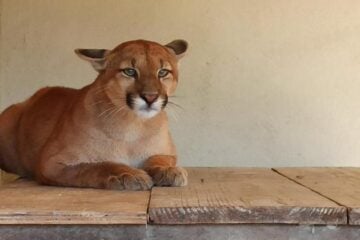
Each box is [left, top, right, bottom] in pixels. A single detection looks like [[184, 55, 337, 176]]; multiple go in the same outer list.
[[271, 168, 350, 225], [271, 168, 349, 219], [273, 168, 360, 225]]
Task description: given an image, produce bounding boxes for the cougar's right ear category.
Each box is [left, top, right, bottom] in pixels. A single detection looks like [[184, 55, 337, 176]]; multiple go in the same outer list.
[[165, 39, 188, 60], [75, 49, 111, 72]]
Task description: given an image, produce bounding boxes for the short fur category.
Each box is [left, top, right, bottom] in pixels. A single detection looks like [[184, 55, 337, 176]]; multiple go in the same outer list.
[[0, 39, 188, 190]]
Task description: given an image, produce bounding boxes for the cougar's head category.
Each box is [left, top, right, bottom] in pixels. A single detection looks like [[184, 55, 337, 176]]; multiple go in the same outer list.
[[75, 39, 188, 119]]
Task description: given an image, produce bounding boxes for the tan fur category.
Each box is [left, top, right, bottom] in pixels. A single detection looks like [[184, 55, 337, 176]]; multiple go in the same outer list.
[[0, 39, 188, 190]]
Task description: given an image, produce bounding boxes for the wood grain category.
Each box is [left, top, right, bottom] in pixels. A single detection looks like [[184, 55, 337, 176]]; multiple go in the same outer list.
[[149, 168, 346, 224], [0, 180, 150, 224], [275, 167, 360, 225]]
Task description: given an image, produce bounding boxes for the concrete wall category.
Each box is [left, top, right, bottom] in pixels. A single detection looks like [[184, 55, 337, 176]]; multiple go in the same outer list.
[[1, 0, 360, 167]]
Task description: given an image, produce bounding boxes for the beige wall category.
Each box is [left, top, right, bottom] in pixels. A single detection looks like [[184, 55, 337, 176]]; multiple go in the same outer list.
[[1, 0, 360, 167]]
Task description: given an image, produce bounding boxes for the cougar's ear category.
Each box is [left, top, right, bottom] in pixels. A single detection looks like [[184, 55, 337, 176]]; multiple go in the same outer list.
[[165, 39, 188, 59], [74, 49, 111, 72]]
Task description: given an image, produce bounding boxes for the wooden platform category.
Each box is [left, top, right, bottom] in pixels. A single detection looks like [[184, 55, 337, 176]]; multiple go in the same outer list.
[[276, 168, 360, 225], [1, 167, 360, 239], [0, 180, 149, 224], [149, 168, 346, 224]]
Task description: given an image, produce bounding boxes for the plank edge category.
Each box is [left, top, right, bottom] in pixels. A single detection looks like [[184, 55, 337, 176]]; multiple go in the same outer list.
[[148, 206, 347, 225]]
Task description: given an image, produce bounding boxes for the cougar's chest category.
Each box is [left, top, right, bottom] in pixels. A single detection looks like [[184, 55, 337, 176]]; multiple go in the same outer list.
[[102, 126, 170, 168]]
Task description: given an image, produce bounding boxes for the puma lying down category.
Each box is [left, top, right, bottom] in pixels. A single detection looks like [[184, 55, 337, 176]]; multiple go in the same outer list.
[[0, 39, 188, 190]]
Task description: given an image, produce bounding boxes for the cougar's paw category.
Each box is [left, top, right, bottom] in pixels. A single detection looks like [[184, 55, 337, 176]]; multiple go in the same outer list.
[[151, 167, 188, 187], [107, 169, 153, 191]]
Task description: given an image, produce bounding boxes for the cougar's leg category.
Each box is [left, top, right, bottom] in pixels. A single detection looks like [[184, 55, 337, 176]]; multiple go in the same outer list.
[[38, 159, 153, 190]]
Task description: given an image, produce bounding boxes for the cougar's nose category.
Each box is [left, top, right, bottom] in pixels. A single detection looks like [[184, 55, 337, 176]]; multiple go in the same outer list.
[[140, 93, 159, 105]]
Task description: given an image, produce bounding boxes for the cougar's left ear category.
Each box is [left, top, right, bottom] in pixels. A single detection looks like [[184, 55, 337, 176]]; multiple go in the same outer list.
[[75, 49, 111, 72], [165, 39, 188, 59]]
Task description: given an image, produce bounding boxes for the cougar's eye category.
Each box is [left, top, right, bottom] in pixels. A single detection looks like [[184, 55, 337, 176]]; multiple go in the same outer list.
[[122, 68, 137, 77], [158, 69, 170, 78]]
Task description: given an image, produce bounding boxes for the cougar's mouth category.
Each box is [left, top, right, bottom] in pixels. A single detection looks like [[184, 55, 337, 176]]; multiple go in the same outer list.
[[126, 93, 168, 119]]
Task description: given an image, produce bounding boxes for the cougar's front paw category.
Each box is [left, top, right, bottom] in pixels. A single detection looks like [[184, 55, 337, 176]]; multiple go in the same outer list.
[[107, 169, 153, 191], [150, 167, 188, 187]]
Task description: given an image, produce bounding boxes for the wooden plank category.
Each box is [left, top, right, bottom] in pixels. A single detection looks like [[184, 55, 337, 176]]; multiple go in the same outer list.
[[275, 167, 360, 225], [148, 168, 346, 225], [0, 180, 150, 224]]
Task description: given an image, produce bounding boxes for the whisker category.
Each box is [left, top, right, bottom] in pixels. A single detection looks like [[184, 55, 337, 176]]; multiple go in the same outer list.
[[166, 106, 180, 122], [88, 100, 111, 107], [110, 98, 127, 101], [88, 97, 126, 108], [107, 105, 127, 120], [98, 106, 116, 118], [113, 106, 127, 118], [103, 107, 120, 120], [166, 99, 184, 119], [167, 101, 184, 110]]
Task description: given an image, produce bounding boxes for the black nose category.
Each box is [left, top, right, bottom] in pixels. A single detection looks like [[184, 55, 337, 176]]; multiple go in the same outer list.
[[140, 93, 159, 105]]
